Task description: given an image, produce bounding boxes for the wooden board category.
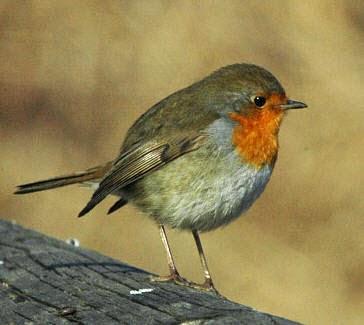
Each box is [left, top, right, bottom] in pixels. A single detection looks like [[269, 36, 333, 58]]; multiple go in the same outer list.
[[0, 219, 301, 324]]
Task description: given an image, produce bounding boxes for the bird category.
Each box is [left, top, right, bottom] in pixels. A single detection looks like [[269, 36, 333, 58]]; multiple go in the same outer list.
[[15, 63, 307, 293]]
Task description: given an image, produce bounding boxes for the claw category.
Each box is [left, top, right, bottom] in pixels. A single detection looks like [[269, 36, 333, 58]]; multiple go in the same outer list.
[[199, 278, 221, 296], [150, 272, 192, 286], [150, 274, 221, 296]]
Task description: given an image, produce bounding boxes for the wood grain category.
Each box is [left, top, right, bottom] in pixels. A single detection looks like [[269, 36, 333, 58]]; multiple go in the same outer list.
[[0, 219, 301, 324]]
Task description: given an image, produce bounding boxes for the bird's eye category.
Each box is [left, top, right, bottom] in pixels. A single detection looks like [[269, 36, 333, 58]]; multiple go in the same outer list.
[[253, 96, 266, 108]]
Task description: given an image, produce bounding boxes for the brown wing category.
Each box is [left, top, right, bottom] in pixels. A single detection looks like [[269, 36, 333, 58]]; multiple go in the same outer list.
[[78, 133, 206, 217]]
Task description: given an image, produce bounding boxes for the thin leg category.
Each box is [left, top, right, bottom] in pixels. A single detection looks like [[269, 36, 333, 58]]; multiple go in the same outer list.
[[192, 230, 218, 293], [150, 225, 189, 284], [159, 224, 179, 276], [151, 225, 219, 294]]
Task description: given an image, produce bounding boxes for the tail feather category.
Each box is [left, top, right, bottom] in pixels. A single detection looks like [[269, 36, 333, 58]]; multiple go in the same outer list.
[[14, 162, 112, 194], [107, 198, 128, 215]]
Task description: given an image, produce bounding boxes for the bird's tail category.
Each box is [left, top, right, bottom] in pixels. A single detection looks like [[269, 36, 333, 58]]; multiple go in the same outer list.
[[14, 162, 113, 195]]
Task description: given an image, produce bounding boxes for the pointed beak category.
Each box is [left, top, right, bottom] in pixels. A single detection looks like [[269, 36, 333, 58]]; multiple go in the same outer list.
[[280, 99, 307, 110]]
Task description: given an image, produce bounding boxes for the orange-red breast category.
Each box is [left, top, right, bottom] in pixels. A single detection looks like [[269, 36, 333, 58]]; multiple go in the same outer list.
[[15, 63, 307, 293]]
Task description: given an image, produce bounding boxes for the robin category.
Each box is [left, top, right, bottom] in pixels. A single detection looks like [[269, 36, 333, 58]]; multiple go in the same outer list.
[[15, 63, 307, 293]]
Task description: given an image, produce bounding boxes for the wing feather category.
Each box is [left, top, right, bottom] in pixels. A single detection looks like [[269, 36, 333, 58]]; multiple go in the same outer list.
[[78, 133, 206, 217]]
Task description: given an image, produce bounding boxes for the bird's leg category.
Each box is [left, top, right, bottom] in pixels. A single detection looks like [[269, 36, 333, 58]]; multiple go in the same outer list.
[[159, 224, 179, 278], [150, 225, 190, 285], [192, 230, 219, 294]]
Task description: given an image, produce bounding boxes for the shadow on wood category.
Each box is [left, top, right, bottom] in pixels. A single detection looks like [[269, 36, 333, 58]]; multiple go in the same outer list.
[[0, 220, 301, 324]]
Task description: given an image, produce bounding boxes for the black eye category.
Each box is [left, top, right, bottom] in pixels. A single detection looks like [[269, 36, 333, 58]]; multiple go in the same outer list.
[[254, 96, 266, 107]]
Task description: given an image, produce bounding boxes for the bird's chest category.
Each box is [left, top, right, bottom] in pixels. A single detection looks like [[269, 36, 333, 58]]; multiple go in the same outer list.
[[229, 111, 282, 167], [191, 148, 273, 230], [180, 117, 276, 230]]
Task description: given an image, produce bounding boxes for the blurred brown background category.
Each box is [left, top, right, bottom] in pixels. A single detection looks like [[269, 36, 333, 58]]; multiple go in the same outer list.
[[1, 1, 363, 324]]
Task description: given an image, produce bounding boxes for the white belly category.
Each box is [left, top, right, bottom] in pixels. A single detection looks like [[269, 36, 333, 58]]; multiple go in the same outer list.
[[157, 150, 273, 231]]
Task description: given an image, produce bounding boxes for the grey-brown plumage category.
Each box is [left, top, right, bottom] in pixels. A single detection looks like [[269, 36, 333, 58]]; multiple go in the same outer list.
[[76, 63, 285, 218], [14, 162, 112, 194], [77, 133, 206, 217], [15, 63, 306, 293]]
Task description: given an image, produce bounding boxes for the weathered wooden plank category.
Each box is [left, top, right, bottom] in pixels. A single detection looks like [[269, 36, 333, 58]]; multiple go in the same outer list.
[[0, 220, 301, 324]]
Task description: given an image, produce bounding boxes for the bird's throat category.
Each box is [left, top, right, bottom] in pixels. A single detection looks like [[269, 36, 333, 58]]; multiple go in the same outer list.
[[230, 109, 284, 168]]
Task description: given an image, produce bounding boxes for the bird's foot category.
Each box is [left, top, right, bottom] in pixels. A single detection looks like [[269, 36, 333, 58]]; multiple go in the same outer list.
[[150, 273, 221, 296], [190, 279, 222, 296], [150, 271, 192, 287]]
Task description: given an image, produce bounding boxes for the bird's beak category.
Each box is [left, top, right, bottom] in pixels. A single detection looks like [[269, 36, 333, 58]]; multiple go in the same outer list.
[[280, 99, 307, 110]]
